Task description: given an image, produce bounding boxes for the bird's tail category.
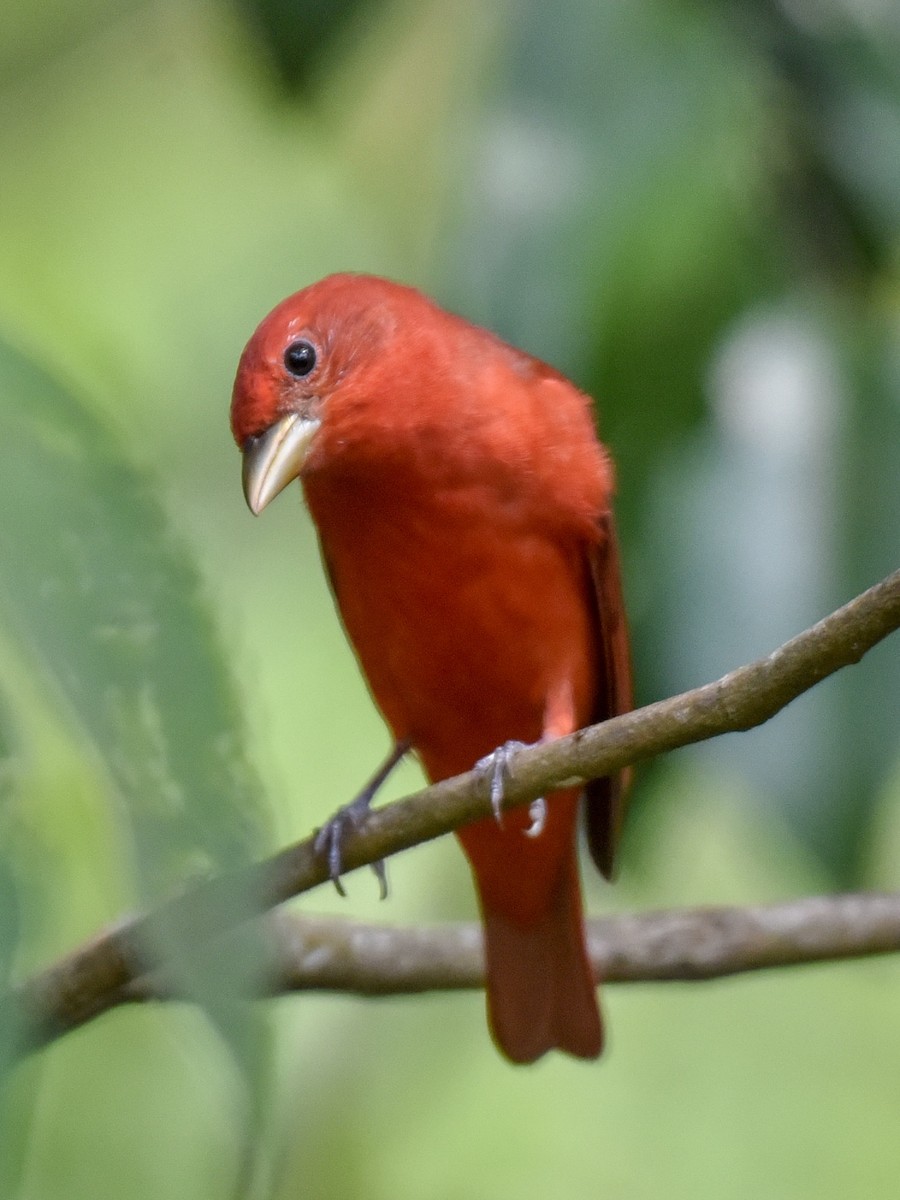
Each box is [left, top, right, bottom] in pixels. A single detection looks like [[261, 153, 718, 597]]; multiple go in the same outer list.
[[471, 836, 602, 1064]]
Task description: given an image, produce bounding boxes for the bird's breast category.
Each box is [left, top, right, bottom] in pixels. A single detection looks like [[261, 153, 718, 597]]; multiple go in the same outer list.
[[304, 470, 598, 781]]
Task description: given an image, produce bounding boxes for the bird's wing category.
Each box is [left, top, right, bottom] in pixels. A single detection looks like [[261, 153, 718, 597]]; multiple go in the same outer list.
[[583, 511, 634, 880]]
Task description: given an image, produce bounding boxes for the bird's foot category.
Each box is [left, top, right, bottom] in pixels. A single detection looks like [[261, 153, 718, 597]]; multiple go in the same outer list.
[[313, 740, 410, 900], [476, 740, 530, 825], [314, 793, 387, 899]]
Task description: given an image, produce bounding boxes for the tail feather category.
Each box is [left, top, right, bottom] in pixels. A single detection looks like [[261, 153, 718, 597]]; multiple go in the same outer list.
[[479, 851, 602, 1064]]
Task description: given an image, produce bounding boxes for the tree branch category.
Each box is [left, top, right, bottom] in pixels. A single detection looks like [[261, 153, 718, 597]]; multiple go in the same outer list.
[[114, 892, 900, 1002], [6, 568, 900, 1056]]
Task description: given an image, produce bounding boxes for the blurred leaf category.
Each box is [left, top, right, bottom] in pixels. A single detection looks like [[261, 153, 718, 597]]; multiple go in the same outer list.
[[0, 696, 22, 987], [231, 0, 374, 94], [721, 0, 900, 283], [0, 332, 275, 1105], [0, 0, 145, 89], [0, 328, 277, 1187], [0, 693, 25, 1085], [0, 335, 264, 890]]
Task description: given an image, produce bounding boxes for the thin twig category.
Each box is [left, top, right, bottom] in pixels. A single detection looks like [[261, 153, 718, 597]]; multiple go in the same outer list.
[[4, 568, 899, 1057]]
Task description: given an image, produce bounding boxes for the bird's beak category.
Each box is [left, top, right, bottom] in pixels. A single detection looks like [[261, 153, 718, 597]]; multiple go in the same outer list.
[[241, 413, 321, 515]]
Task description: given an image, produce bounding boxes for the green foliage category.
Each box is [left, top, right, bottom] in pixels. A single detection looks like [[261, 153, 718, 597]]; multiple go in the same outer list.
[[0, 336, 272, 1187], [0, 0, 897, 1195], [231, 0, 370, 94], [0, 339, 262, 892]]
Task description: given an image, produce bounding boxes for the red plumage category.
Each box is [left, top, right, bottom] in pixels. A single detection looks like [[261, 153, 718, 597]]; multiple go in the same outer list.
[[231, 274, 632, 1063]]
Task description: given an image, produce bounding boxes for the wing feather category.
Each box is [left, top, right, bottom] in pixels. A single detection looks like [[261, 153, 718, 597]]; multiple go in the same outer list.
[[583, 512, 633, 880]]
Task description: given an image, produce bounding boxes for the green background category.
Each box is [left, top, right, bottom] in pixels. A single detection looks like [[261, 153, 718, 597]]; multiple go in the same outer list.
[[0, 0, 899, 1196]]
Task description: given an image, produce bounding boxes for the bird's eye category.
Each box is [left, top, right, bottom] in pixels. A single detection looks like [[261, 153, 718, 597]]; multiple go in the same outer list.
[[283, 339, 317, 377]]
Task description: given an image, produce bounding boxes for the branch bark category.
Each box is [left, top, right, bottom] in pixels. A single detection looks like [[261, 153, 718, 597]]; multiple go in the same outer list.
[[115, 892, 900, 1001], [6, 568, 900, 1057]]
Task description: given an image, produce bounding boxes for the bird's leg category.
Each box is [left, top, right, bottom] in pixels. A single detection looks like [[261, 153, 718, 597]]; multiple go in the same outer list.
[[476, 740, 531, 826], [314, 739, 411, 899]]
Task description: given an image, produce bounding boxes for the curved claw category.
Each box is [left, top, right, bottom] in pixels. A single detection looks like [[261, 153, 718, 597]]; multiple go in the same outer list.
[[312, 740, 409, 900], [476, 740, 530, 825], [313, 810, 351, 898], [313, 797, 389, 899], [524, 796, 547, 838]]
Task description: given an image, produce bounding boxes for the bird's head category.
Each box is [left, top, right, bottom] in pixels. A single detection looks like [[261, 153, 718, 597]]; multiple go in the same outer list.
[[232, 273, 609, 526], [231, 272, 421, 515]]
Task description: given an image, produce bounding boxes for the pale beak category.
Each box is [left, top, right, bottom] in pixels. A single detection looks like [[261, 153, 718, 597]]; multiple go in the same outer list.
[[241, 413, 321, 515]]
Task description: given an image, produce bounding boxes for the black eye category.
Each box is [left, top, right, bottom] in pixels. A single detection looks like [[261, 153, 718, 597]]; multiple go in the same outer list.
[[283, 339, 317, 377]]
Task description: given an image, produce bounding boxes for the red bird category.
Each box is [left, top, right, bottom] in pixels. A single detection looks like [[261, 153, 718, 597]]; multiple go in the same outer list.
[[231, 274, 632, 1063]]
